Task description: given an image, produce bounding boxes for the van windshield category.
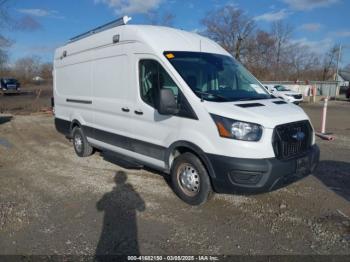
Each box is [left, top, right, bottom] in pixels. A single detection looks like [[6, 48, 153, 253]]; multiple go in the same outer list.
[[164, 51, 271, 102], [3, 78, 17, 84], [275, 85, 291, 92]]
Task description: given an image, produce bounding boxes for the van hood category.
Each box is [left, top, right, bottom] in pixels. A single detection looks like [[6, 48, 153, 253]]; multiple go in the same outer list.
[[203, 99, 309, 129]]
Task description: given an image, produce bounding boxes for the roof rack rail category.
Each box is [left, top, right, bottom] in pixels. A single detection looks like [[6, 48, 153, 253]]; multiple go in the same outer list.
[[69, 16, 132, 43]]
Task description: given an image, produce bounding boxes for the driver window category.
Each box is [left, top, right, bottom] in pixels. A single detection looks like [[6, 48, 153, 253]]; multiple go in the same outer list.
[[139, 59, 179, 108]]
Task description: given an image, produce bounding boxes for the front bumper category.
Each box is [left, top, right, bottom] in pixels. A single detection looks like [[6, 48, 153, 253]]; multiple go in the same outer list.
[[283, 95, 303, 103], [1, 87, 20, 93], [287, 98, 303, 103], [207, 144, 320, 194]]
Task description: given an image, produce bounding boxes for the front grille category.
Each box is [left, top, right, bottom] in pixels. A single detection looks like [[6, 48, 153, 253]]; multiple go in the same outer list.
[[293, 94, 302, 99], [272, 120, 312, 160]]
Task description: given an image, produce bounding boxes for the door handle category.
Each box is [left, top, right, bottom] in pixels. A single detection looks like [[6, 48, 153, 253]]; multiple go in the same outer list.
[[121, 107, 130, 112], [134, 110, 143, 115]]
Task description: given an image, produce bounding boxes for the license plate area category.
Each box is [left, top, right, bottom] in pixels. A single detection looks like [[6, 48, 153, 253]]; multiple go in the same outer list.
[[296, 155, 310, 175]]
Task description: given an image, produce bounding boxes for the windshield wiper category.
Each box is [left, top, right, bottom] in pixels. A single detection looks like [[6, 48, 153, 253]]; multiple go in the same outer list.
[[194, 90, 228, 102]]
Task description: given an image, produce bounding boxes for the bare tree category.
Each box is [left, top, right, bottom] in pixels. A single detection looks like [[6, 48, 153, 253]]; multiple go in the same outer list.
[[0, 1, 43, 73], [15, 15, 42, 31], [0, 0, 11, 71], [39, 62, 53, 81], [201, 5, 255, 61], [0, 48, 7, 70], [344, 64, 350, 72], [322, 44, 340, 81], [146, 11, 175, 27], [1, 0, 40, 31], [245, 30, 276, 79], [0, 0, 11, 27], [271, 21, 293, 79], [244, 28, 323, 81], [13, 56, 42, 83], [0, 34, 11, 69], [286, 43, 319, 80]]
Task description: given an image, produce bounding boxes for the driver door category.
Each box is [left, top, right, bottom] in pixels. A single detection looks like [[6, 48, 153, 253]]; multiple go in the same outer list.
[[128, 55, 182, 166]]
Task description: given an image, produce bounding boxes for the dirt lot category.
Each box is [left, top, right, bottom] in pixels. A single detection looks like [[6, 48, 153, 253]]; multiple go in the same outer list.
[[0, 92, 350, 256]]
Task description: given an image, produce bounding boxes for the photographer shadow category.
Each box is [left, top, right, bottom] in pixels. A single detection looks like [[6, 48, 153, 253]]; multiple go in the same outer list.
[[95, 171, 145, 259], [313, 160, 350, 202], [0, 116, 13, 125]]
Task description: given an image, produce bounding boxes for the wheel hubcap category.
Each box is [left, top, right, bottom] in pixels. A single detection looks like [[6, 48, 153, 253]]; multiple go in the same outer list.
[[74, 134, 83, 152], [177, 164, 200, 196]]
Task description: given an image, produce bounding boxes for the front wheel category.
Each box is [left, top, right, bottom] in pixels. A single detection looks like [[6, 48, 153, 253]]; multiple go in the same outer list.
[[170, 152, 213, 205]]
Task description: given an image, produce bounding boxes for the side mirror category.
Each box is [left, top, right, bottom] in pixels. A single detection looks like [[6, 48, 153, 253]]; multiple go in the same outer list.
[[156, 89, 179, 115]]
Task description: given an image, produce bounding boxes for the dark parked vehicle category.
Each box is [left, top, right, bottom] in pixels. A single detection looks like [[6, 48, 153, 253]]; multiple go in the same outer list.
[[346, 86, 350, 99], [0, 78, 21, 93]]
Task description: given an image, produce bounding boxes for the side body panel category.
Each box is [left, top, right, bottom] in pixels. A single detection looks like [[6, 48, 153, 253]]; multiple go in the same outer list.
[[91, 44, 133, 140], [54, 48, 94, 127]]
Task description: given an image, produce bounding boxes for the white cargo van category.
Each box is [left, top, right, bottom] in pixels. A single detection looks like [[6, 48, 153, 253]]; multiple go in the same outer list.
[[53, 17, 319, 205]]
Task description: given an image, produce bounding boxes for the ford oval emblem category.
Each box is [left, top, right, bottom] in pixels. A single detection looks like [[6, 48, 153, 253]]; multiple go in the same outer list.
[[292, 131, 305, 141]]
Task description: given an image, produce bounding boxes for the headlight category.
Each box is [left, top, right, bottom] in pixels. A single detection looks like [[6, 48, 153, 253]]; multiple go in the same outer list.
[[285, 94, 294, 97], [211, 114, 263, 141]]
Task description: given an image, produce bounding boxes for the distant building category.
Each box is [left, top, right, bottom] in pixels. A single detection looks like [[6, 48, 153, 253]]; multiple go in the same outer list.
[[334, 70, 350, 87], [33, 76, 44, 82], [333, 71, 350, 94]]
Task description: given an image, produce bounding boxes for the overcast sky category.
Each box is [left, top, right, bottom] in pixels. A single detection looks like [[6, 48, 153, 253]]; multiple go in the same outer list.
[[4, 0, 350, 66]]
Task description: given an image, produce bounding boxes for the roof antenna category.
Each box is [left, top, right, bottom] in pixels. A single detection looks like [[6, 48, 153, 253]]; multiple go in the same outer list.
[[123, 16, 132, 24]]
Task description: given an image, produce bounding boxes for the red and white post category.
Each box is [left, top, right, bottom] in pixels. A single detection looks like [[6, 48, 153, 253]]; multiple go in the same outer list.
[[316, 96, 335, 141], [321, 96, 328, 134]]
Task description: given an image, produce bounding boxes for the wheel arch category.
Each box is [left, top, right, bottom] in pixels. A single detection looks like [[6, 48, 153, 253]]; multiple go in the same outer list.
[[70, 119, 82, 130], [165, 141, 216, 179], [69, 119, 82, 137]]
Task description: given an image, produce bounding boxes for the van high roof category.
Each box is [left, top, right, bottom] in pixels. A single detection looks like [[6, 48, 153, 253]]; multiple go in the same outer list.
[[54, 20, 229, 60]]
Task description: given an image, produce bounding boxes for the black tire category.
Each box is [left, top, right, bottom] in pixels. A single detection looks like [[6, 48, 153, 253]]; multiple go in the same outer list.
[[72, 127, 93, 157], [170, 152, 213, 205]]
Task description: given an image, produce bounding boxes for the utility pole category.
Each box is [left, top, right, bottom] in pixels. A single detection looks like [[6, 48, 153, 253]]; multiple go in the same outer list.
[[336, 44, 342, 80], [335, 44, 342, 97]]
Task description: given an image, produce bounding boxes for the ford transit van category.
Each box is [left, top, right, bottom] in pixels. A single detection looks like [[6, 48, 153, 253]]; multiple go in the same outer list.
[[53, 17, 319, 205]]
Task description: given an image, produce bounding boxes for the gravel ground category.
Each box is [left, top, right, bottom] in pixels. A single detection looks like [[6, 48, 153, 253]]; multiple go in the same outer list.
[[0, 101, 349, 256]]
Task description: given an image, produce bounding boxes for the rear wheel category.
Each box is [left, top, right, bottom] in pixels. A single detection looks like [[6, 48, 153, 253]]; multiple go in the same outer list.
[[171, 152, 212, 205], [72, 127, 93, 157]]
